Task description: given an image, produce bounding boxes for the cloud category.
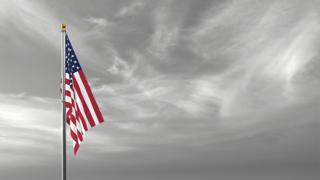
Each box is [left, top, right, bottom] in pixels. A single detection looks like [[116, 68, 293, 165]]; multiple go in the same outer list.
[[0, 93, 60, 166], [0, 93, 131, 166], [0, 0, 112, 73], [1, 0, 320, 179], [108, 55, 131, 75], [183, 0, 320, 116], [0, 0, 60, 47], [116, 1, 145, 17], [147, 6, 180, 58], [84, 17, 114, 28]]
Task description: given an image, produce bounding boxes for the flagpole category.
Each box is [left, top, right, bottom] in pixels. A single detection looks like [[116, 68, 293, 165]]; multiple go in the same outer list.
[[61, 23, 67, 180]]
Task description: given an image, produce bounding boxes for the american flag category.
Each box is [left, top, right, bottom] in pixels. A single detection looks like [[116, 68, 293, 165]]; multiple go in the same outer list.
[[65, 34, 104, 155]]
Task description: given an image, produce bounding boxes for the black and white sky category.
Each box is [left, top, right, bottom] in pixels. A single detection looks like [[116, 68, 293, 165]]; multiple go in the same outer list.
[[0, 0, 319, 180]]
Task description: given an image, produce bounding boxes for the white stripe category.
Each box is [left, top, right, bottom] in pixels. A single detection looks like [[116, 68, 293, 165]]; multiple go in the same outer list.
[[72, 139, 81, 148], [66, 80, 87, 133], [65, 85, 73, 104], [74, 88, 92, 129], [75, 105, 86, 134], [76, 120, 84, 142], [74, 72, 100, 125], [66, 84, 72, 94], [72, 95, 84, 137], [65, 96, 72, 103], [70, 121, 77, 133]]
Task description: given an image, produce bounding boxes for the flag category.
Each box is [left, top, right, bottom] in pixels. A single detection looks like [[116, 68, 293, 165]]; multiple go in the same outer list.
[[64, 34, 104, 155]]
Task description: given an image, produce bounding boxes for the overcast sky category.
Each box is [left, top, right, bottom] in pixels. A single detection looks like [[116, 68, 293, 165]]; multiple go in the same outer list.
[[0, 0, 319, 180]]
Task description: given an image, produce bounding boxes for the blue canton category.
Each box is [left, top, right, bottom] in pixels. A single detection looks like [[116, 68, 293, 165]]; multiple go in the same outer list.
[[65, 34, 82, 87]]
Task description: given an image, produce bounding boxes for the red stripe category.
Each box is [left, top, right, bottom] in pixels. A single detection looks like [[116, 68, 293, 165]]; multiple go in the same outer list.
[[66, 117, 70, 125], [73, 143, 80, 155], [78, 70, 104, 123], [75, 104, 88, 131], [77, 129, 83, 141], [74, 105, 86, 136], [70, 130, 79, 156], [65, 79, 70, 85], [65, 90, 71, 97], [67, 97, 77, 125], [70, 114, 76, 124], [65, 102, 72, 108], [66, 108, 73, 125], [73, 76, 96, 127], [70, 97, 75, 116], [66, 108, 72, 118], [69, 117, 80, 142], [70, 129, 78, 141], [75, 103, 79, 122], [65, 101, 72, 108]]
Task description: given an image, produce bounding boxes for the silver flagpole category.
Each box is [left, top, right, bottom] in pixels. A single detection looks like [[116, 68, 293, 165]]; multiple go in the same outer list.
[[61, 23, 67, 180]]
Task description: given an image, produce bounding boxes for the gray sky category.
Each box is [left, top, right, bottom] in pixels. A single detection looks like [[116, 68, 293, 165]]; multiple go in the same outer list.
[[0, 0, 319, 180]]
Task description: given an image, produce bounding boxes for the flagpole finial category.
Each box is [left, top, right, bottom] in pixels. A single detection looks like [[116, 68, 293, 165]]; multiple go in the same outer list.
[[61, 23, 66, 32]]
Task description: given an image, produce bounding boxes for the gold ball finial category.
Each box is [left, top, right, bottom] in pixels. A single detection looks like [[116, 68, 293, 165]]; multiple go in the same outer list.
[[61, 24, 66, 32]]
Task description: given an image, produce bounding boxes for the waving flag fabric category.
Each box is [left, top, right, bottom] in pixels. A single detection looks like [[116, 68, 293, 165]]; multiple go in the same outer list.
[[65, 34, 104, 155]]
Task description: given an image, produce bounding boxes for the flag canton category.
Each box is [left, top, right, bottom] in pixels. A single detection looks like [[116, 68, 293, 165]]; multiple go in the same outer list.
[[65, 35, 82, 86]]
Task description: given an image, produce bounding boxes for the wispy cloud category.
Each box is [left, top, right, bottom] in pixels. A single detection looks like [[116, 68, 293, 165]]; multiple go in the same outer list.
[[84, 17, 114, 28], [116, 1, 145, 17], [186, 0, 320, 116], [0, 93, 60, 166], [0, 0, 60, 47], [147, 6, 180, 58], [1, 0, 319, 178], [0, 93, 128, 165]]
